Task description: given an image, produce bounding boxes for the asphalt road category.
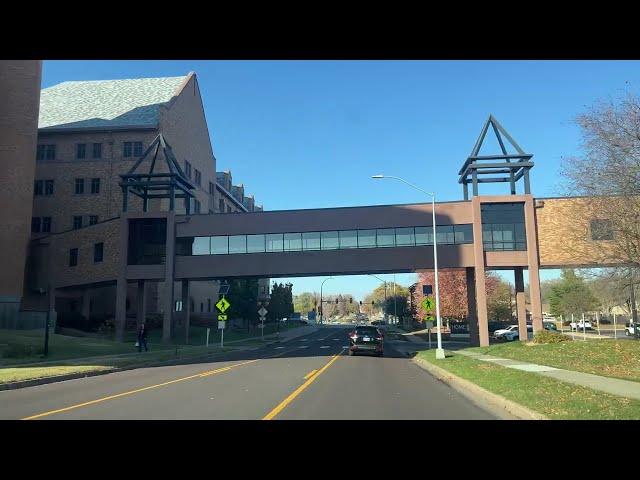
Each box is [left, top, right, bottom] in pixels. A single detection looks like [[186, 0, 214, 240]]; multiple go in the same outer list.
[[0, 326, 496, 420]]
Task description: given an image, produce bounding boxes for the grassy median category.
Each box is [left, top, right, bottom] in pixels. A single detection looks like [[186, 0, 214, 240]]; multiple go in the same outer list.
[[468, 339, 640, 383], [416, 350, 640, 420]]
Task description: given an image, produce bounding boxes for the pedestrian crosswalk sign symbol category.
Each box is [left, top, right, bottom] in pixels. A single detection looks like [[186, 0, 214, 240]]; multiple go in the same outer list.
[[421, 297, 434, 311], [216, 297, 231, 313]]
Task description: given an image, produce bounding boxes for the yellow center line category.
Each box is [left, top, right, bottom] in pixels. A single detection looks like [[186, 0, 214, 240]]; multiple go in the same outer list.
[[303, 369, 318, 380], [262, 348, 345, 420], [21, 359, 259, 420]]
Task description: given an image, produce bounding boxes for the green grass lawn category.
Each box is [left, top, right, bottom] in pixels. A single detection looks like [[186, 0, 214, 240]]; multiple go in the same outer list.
[[416, 350, 640, 420], [467, 339, 640, 383]]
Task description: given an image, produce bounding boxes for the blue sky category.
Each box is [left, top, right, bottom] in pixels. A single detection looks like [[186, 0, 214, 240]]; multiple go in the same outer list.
[[41, 60, 640, 299]]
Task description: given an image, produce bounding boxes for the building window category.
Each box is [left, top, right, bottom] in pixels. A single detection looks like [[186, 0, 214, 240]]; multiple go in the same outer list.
[[267, 233, 284, 252], [34, 180, 43, 196], [73, 216, 83, 230], [195, 169, 201, 186], [94, 242, 104, 263], [76, 143, 86, 159], [481, 203, 526, 251], [227, 206, 232, 213], [31, 217, 41, 233], [38, 145, 56, 160], [42, 217, 51, 233], [219, 199, 225, 213], [185, 161, 192, 179], [193, 199, 201, 214], [45, 180, 54, 195], [133, 142, 143, 157], [74, 178, 84, 194], [200, 302, 204, 313], [89, 215, 98, 225], [209, 182, 215, 195], [91, 178, 100, 194], [92, 143, 102, 158], [591, 219, 613, 241], [208, 299, 211, 312], [69, 248, 78, 267], [123, 142, 132, 157], [229, 235, 247, 254]]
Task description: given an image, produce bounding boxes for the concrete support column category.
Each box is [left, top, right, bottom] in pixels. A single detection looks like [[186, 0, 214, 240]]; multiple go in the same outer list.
[[136, 280, 146, 330], [471, 197, 490, 346], [182, 280, 191, 344], [115, 279, 127, 342], [162, 213, 176, 344], [514, 267, 527, 341], [466, 267, 479, 346], [524, 196, 543, 332], [115, 216, 129, 342], [81, 289, 90, 320]]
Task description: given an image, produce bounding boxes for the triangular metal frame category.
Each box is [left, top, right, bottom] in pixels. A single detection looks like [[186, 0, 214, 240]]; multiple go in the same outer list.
[[119, 133, 195, 213], [459, 115, 534, 199]]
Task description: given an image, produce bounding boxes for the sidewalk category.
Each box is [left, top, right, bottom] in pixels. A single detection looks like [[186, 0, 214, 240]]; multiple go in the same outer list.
[[455, 350, 640, 401]]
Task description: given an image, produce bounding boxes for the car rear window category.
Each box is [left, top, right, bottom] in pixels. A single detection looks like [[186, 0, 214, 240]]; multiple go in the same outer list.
[[355, 327, 379, 335]]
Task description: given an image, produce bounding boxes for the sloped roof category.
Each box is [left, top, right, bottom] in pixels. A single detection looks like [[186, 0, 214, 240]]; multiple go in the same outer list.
[[38, 75, 188, 131]]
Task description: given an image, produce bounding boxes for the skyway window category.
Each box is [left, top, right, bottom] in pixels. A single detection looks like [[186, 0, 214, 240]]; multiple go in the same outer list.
[[177, 224, 474, 256]]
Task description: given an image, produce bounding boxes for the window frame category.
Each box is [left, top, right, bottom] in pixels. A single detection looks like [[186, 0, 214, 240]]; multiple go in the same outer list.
[[74, 178, 85, 195], [94, 242, 104, 263]]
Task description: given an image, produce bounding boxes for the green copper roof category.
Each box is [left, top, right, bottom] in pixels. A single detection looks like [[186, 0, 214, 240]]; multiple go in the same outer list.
[[39, 75, 188, 131]]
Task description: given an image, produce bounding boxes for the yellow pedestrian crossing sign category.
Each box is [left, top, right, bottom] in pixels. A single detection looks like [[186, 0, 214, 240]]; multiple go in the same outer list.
[[216, 297, 231, 313], [421, 297, 434, 311]]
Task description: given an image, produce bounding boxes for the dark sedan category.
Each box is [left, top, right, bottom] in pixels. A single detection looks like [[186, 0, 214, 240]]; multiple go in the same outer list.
[[348, 326, 384, 356]]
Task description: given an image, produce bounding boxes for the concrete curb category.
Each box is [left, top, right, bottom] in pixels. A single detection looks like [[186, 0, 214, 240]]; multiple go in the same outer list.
[[412, 356, 548, 420]]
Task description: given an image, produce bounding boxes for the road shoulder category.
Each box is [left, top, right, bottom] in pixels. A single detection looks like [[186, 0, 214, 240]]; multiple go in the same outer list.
[[412, 355, 547, 420]]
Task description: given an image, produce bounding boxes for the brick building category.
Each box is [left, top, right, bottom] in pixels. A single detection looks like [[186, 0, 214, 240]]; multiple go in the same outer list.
[[6, 68, 265, 333]]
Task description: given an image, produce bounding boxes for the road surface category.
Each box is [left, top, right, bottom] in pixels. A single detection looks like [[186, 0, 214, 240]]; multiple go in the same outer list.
[[0, 326, 496, 420]]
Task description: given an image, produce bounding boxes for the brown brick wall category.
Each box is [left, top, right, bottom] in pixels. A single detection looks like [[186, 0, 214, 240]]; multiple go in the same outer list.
[[536, 197, 621, 267], [0, 61, 42, 303]]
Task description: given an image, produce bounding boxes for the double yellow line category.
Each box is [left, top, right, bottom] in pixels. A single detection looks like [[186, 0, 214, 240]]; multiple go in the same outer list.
[[22, 345, 344, 420], [262, 348, 344, 420]]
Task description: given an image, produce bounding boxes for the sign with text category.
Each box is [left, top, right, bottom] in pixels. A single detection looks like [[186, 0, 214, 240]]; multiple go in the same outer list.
[[218, 321, 226, 329]]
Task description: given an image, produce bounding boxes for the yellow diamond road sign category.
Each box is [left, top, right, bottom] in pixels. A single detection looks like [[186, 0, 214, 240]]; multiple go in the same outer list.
[[421, 297, 434, 311], [216, 297, 231, 313]]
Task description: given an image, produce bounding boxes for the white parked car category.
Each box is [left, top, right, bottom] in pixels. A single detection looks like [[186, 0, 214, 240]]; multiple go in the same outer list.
[[625, 323, 636, 336], [570, 320, 593, 330], [494, 325, 520, 341]]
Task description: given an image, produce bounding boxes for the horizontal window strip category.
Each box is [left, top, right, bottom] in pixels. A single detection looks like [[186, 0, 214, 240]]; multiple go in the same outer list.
[[176, 225, 475, 256]]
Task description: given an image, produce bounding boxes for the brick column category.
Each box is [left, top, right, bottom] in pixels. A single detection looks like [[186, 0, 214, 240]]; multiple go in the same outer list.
[[162, 213, 176, 344], [466, 267, 480, 346], [524, 196, 543, 332], [471, 197, 490, 346], [81, 289, 90, 321], [515, 267, 527, 341], [136, 280, 146, 330], [182, 280, 191, 344]]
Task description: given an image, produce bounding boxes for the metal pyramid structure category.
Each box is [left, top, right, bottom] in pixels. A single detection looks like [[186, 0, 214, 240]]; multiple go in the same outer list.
[[119, 133, 195, 213], [458, 115, 534, 199]]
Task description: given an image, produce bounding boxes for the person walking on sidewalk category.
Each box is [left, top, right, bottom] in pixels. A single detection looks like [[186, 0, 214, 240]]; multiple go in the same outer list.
[[137, 323, 149, 352]]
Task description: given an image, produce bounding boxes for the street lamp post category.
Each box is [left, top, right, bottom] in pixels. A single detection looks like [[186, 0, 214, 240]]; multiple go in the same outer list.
[[372, 175, 445, 359], [320, 277, 334, 325]]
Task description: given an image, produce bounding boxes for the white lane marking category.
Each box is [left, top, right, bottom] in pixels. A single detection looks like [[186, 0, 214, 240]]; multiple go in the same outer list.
[[333, 338, 340, 341], [320, 346, 330, 349], [342, 346, 349, 349], [299, 346, 309, 349], [299, 339, 308, 342], [274, 346, 285, 349]]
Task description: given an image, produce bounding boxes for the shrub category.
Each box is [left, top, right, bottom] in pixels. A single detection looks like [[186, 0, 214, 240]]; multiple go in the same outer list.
[[2, 343, 43, 358], [533, 330, 572, 344]]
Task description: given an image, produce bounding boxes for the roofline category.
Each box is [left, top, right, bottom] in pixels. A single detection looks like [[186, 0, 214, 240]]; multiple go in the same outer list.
[[215, 182, 249, 212], [38, 125, 158, 134]]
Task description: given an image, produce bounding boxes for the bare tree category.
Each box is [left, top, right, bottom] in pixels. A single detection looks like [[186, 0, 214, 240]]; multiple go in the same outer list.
[[560, 92, 640, 322]]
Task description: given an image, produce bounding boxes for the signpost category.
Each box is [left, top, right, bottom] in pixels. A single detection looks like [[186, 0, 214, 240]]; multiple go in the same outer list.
[[216, 297, 231, 348], [258, 306, 268, 341]]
